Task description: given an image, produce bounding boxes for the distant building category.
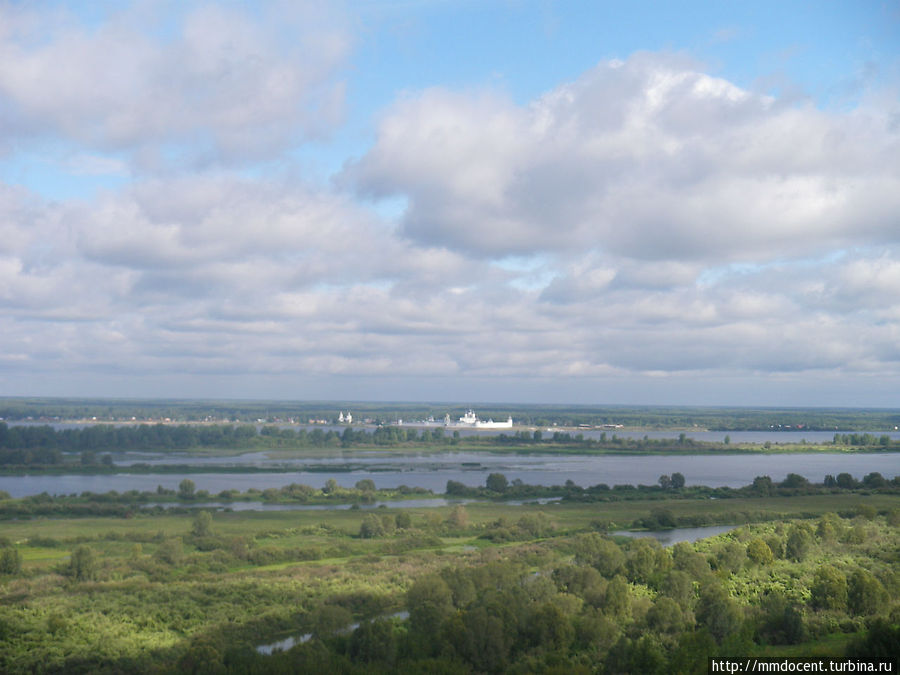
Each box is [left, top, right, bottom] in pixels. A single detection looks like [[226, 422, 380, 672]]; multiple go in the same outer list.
[[451, 410, 513, 429]]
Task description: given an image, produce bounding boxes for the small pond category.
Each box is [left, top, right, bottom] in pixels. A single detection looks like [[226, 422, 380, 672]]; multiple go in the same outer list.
[[612, 524, 738, 546]]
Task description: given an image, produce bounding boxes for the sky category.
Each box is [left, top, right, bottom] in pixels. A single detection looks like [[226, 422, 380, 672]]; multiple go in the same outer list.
[[0, 0, 899, 407]]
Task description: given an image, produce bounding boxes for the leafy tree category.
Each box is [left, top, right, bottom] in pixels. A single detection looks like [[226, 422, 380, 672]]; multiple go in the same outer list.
[[608, 634, 668, 675], [672, 542, 712, 579], [752, 475, 773, 495], [68, 545, 96, 581], [670, 629, 717, 675], [855, 504, 877, 521], [810, 566, 847, 610], [178, 637, 223, 675], [445, 480, 467, 495], [845, 523, 868, 544], [816, 513, 842, 542], [355, 478, 376, 492], [312, 605, 353, 640], [836, 472, 857, 489], [846, 618, 900, 662], [154, 537, 183, 566], [715, 542, 747, 574], [359, 514, 386, 538], [517, 512, 553, 538], [407, 575, 454, 657], [647, 596, 688, 634], [764, 534, 785, 559], [0, 547, 22, 575], [604, 575, 632, 620], [441, 567, 477, 608], [696, 584, 743, 644], [887, 509, 900, 527], [785, 525, 812, 561], [486, 473, 508, 493], [525, 602, 574, 652], [380, 514, 396, 534], [670, 472, 686, 489], [648, 507, 677, 529], [746, 538, 774, 565], [350, 618, 397, 665], [449, 605, 510, 672], [446, 505, 469, 529], [178, 479, 196, 499], [395, 511, 412, 529], [847, 569, 886, 615], [572, 533, 625, 577], [191, 510, 212, 538], [661, 570, 695, 610], [757, 592, 806, 645], [781, 473, 809, 489], [626, 539, 669, 584], [862, 472, 887, 488]]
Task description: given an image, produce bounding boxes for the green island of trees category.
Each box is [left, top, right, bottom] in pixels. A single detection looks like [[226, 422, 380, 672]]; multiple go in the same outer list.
[[1, 420, 898, 474]]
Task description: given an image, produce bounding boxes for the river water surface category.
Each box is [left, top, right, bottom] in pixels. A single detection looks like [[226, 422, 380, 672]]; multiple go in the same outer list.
[[1, 452, 897, 498]]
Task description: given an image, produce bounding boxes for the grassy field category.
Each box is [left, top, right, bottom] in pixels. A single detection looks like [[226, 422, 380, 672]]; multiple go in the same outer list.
[[4, 491, 896, 544]]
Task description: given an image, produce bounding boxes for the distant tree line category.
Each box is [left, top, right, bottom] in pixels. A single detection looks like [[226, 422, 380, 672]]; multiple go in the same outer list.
[[4, 397, 900, 431], [442, 471, 900, 506], [0, 421, 897, 469], [833, 433, 892, 447]]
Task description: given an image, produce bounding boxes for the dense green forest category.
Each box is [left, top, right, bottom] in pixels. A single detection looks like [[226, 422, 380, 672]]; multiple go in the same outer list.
[[1, 483, 898, 673], [2, 397, 900, 431]]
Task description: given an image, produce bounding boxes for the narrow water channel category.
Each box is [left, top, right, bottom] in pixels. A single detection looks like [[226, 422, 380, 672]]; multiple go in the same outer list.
[[256, 611, 410, 655]]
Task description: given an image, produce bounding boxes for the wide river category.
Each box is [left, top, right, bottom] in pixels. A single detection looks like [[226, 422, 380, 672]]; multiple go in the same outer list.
[[1, 451, 897, 498]]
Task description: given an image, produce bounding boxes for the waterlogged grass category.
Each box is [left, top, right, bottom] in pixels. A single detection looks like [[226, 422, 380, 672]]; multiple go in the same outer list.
[[2, 492, 897, 560]]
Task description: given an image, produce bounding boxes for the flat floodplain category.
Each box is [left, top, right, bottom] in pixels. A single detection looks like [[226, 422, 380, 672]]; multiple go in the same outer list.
[[2, 410, 899, 672]]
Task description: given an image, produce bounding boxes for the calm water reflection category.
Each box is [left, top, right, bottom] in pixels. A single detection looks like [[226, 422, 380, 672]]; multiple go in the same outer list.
[[142, 498, 472, 511], [256, 612, 409, 655], [613, 525, 737, 546]]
